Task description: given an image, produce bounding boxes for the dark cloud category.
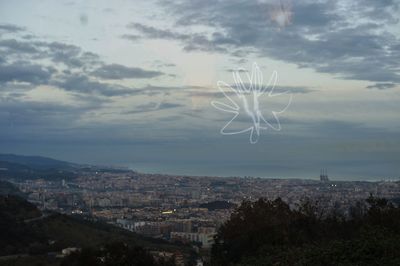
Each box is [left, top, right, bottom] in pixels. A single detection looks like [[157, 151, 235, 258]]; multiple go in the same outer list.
[[92, 64, 164, 79], [366, 83, 397, 90], [0, 38, 101, 69], [54, 74, 137, 96], [123, 101, 184, 114], [158, 102, 183, 109], [128, 23, 232, 53], [43, 41, 95, 68], [0, 24, 25, 33], [127, 0, 400, 85], [128, 22, 187, 40], [0, 61, 54, 84], [0, 27, 163, 100]]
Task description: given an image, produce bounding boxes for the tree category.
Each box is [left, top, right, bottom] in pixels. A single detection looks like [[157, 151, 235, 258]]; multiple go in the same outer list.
[[211, 197, 400, 266], [61, 242, 175, 266]]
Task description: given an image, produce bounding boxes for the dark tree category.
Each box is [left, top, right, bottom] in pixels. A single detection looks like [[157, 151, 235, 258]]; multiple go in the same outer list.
[[211, 197, 400, 266]]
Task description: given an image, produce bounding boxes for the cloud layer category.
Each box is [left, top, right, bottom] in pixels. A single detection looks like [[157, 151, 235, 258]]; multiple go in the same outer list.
[[0, 0, 399, 180], [125, 0, 400, 86]]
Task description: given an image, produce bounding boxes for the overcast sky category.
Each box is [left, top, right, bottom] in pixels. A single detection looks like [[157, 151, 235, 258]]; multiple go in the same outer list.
[[0, 0, 399, 180]]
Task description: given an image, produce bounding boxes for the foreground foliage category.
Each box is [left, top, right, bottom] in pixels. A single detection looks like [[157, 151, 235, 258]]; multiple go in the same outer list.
[[211, 196, 400, 266], [61, 242, 175, 266]]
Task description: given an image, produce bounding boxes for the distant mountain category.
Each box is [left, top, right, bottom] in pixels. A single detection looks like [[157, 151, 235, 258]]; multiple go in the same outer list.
[[0, 154, 134, 181], [0, 160, 78, 181], [0, 154, 78, 170]]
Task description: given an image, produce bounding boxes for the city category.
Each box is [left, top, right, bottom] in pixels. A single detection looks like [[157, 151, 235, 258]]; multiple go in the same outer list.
[[13, 167, 400, 253]]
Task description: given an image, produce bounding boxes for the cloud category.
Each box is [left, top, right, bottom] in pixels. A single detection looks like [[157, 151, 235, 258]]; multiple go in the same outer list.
[[0, 39, 40, 54], [366, 83, 397, 90], [0, 24, 25, 33], [189, 85, 313, 99], [127, 23, 232, 53], [158, 102, 183, 109], [128, 22, 188, 40], [92, 64, 164, 79], [44, 41, 101, 68], [0, 38, 101, 69], [121, 34, 141, 41], [54, 74, 138, 96], [0, 61, 54, 84], [127, 0, 400, 85], [0, 26, 165, 99], [123, 101, 184, 114]]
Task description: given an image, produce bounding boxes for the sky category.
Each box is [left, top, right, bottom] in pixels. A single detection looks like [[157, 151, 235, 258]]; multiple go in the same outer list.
[[0, 0, 399, 180]]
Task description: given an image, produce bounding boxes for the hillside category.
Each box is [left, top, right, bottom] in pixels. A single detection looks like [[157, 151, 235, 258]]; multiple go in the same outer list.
[[0, 154, 131, 181], [0, 192, 190, 265], [0, 154, 77, 170], [36, 214, 185, 252], [0, 160, 77, 181], [0, 180, 25, 197]]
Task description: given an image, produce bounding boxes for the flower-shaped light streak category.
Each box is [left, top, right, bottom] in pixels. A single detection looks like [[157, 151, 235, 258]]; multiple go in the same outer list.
[[212, 63, 292, 144]]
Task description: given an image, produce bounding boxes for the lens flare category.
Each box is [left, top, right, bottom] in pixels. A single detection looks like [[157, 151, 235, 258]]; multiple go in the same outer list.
[[269, 0, 292, 29]]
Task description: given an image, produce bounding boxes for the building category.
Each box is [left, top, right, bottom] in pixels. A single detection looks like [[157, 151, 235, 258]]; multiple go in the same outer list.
[[170, 232, 215, 248], [320, 169, 329, 182]]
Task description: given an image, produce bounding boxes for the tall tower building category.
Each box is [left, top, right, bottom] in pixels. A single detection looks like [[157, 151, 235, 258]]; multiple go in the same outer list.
[[320, 168, 329, 182]]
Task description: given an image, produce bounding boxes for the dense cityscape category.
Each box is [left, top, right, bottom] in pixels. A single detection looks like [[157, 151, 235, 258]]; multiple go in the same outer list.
[[12, 168, 400, 253]]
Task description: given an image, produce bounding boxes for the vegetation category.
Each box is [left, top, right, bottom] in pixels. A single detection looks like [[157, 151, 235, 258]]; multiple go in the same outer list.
[[35, 213, 185, 252], [211, 196, 400, 266], [0, 195, 45, 256], [0, 160, 77, 180], [199, 200, 236, 210], [0, 180, 25, 197], [61, 242, 175, 266], [0, 154, 76, 170], [0, 191, 191, 265]]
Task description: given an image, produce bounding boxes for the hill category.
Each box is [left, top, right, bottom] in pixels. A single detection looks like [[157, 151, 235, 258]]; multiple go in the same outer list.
[[0, 180, 25, 197], [0, 154, 77, 170], [0, 194, 190, 265], [0, 160, 77, 181], [0, 154, 132, 181]]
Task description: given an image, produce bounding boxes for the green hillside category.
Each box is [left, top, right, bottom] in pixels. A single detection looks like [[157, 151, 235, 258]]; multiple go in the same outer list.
[[0, 191, 190, 265]]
